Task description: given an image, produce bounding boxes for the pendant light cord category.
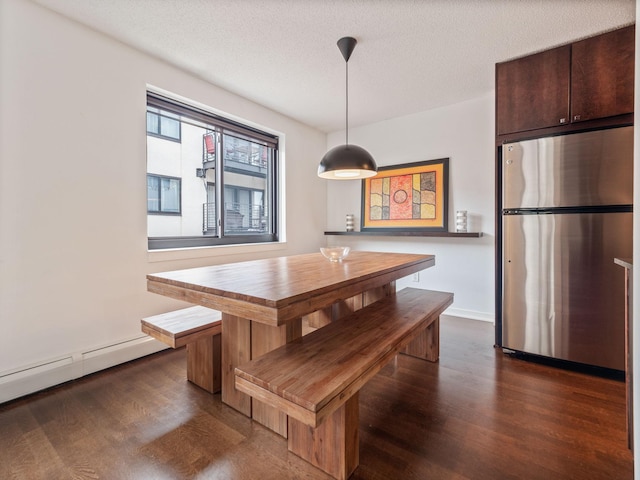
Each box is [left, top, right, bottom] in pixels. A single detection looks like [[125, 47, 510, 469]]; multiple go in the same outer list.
[[345, 59, 349, 145]]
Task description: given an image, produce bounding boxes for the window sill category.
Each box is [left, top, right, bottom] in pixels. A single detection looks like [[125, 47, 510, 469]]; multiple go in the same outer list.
[[147, 240, 287, 263]]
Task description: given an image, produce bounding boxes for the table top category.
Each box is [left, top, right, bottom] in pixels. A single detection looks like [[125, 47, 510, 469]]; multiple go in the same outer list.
[[147, 251, 435, 325]]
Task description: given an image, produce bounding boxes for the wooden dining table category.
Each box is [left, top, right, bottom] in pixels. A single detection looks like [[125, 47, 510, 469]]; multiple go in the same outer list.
[[147, 250, 435, 437]]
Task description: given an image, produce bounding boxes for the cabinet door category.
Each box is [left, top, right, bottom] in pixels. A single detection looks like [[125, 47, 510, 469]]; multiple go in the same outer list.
[[571, 25, 635, 123], [496, 45, 570, 136]]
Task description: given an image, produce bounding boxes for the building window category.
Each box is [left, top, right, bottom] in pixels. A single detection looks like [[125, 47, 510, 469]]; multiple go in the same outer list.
[[146, 91, 279, 249], [147, 175, 181, 214], [146, 109, 181, 142]]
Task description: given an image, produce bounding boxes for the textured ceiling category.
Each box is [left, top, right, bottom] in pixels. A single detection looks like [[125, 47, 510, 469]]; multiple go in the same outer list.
[[32, 0, 635, 132]]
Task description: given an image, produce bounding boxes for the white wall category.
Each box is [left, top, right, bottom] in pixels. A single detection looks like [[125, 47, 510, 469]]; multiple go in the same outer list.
[[325, 94, 495, 321], [0, 0, 327, 401]]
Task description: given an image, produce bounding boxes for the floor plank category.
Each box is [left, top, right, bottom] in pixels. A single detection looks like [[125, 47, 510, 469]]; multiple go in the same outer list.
[[0, 316, 632, 479]]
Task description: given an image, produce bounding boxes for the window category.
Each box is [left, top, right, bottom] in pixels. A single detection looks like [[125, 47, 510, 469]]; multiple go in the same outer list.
[[147, 175, 181, 214], [146, 92, 279, 249], [147, 109, 181, 141]]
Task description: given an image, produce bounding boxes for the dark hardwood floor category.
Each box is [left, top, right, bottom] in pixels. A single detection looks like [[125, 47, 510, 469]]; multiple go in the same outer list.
[[0, 316, 632, 479]]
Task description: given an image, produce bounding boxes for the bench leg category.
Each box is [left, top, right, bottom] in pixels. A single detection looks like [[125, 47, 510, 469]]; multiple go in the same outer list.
[[288, 393, 359, 480], [402, 315, 440, 362], [186, 334, 221, 393]]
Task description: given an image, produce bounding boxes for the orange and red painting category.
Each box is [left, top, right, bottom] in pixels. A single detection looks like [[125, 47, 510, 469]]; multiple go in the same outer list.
[[361, 158, 449, 231]]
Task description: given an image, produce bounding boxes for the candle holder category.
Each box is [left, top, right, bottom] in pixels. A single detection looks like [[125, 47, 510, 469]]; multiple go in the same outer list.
[[346, 214, 355, 232], [456, 210, 468, 233]]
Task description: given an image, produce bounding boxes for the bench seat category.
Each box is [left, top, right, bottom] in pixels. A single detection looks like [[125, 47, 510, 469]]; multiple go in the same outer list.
[[142, 305, 222, 393], [235, 287, 453, 479]]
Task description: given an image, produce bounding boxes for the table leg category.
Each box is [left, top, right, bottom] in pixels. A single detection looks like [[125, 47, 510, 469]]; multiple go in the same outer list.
[[221, 313, 252, 416], [306, 306, 332, 329], [363, 281, 395, 306], [305, 281, 397, 328], [306, 292, 364, 329], [251, 319, 302, 437]]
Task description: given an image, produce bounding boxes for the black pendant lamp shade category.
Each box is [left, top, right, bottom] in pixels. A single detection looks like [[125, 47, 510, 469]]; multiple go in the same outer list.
[[318, 37, 377, 180], [319, 144, 377, 179]]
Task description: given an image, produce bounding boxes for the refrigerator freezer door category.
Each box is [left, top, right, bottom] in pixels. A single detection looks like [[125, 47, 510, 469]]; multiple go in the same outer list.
[[503, 126, 633, 209], [502, 211, 632, 370]]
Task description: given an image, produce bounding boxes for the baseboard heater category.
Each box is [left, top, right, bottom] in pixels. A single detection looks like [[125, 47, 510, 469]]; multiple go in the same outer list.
[[0, 336, 167, 404]]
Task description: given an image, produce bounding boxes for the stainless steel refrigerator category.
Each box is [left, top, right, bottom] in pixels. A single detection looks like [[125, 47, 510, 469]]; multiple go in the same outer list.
[[501, 126, 633, 371]]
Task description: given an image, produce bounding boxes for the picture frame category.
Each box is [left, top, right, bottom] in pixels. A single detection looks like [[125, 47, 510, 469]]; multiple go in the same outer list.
[[361, 158, 449, 232]]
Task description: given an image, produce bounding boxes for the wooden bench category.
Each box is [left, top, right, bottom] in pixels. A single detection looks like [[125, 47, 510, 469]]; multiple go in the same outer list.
[[141, 305, 222, 393], [235, 287, 453, 480]]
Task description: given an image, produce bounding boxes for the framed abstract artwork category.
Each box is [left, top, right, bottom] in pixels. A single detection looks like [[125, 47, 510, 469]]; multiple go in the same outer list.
[[361, 158, 449, 232]]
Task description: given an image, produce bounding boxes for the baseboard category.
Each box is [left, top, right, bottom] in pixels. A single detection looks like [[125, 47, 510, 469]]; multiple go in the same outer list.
[[0, 337, 168, 404], [0, 309, 492, 404], [443, 307, 494, 323], [395, 286, 494, 323]]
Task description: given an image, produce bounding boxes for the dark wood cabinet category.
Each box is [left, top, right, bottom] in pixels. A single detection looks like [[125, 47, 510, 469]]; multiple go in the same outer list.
[[496, 45, 570, 136], [496, 24, 635, 137], [571, 25, 635, 123]]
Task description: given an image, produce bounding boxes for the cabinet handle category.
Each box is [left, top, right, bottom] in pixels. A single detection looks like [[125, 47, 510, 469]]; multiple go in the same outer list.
[[559, 118, 566, 124], [573, 114, 581, 121]]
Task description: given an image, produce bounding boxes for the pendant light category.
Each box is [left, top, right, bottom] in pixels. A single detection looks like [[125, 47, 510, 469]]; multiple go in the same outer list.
[[318, 37, 377, 180]]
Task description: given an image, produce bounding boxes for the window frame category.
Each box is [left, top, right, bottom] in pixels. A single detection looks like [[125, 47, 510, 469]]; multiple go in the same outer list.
[[146, 92, 279, 250]]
